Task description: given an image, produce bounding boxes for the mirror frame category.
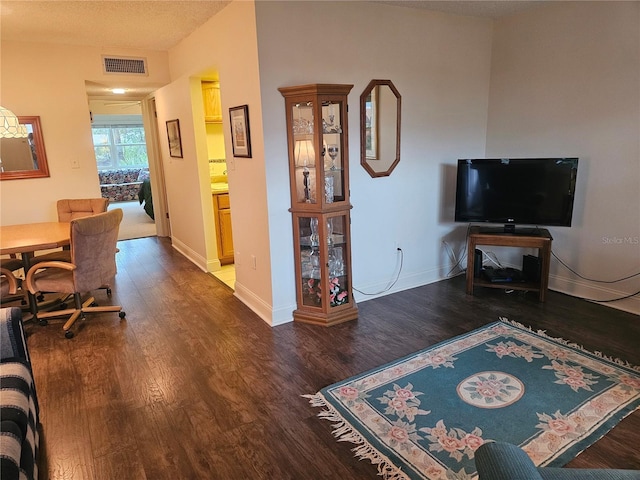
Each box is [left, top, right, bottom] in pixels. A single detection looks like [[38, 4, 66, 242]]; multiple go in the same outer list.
[[0, 116, 50, 181], [360, 79, 401, 178]]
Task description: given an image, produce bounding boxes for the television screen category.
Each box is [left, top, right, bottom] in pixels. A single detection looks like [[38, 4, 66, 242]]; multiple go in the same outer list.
[[454, 158, 579, 228]]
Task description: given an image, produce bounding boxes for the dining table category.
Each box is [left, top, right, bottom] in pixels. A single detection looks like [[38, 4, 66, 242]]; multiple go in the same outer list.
[[0, 221, 71, 316]]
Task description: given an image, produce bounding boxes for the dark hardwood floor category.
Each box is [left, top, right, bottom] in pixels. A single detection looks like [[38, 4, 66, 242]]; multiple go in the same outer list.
[[23, 236, 639, 479]]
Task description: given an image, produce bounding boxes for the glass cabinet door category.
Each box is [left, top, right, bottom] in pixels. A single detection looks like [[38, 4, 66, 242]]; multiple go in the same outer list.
[[321, 101, 345, 205], [297, 213, 351, 309], [290, 98, 348, 207], [325, 213, 350, 307], [292, 101, 316, 205], [298, 215, 322, 307]]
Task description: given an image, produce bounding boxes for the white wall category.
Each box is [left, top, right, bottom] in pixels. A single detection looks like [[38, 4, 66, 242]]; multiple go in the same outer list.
[[153, 77, 213, 268], [159, 1, 493, 325], [0, 41, 170, 225], [162, 2, 275, 322], [487, 2, 640, 313], [4, 1, 634, 325], [255, 1, 494, 322]]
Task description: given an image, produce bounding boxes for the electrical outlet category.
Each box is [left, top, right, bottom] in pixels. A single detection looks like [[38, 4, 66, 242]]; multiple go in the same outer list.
[[251, 254, 256, 270], [395, 242, 402, 251]]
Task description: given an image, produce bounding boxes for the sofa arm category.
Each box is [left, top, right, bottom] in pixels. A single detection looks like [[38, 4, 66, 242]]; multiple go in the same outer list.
[[475, 442, 544, 480], [539, 469, 640, 479], [0, 307, 40, 480], [0, 360, 40, 480], [475, 442, 640, 480], [0, 307, 30, 362]]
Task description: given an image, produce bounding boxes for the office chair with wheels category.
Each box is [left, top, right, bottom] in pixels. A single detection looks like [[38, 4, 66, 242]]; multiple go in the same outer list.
[[0, 268, 19, 297], [1, 256, 23, 274], [25, 209, 125, 338], [35, 198, 109, 263], [0, 257, 27, 306]]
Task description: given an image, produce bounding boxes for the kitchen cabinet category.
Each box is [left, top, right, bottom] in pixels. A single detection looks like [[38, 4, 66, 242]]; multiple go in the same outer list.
[[212, 192, 234, 264], [202, 82, 222, 123]]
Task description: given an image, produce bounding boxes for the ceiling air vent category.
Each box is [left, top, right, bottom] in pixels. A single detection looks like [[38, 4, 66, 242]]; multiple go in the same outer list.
[[102, 56, 148, 76]]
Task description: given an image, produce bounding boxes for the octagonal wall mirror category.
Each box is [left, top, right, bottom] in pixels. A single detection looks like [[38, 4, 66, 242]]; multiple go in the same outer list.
[[0, 116, 50, 180], [360, 79, 401, 178]]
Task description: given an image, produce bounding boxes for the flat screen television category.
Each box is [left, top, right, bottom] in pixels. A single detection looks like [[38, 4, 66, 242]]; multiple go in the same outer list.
[[454, 158, 578, 233]]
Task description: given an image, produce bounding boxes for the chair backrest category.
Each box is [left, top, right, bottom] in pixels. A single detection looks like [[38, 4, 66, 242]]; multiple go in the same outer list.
[[70, 209, 123, 293], [57, 198, 109, 222]]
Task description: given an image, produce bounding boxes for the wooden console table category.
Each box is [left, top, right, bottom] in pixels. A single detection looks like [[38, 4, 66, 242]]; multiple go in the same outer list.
[[466, 226, 552, 302]]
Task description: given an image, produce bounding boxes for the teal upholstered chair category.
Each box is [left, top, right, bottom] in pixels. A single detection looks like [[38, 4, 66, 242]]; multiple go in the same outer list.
[[475, 442, 640, 480]]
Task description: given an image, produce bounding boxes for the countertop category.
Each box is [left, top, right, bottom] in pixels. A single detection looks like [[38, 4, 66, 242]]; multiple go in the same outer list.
[[210, 174, 229, 193], [211, 183, 229, 193]]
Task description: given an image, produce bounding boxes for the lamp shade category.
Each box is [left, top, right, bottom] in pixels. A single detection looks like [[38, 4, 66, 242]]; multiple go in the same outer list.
[[0, 107, 28, 138], [294, 139, 315, 168]]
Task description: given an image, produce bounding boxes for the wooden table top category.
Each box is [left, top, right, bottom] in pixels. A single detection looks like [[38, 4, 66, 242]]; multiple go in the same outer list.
[[0, 222, 70, 255]]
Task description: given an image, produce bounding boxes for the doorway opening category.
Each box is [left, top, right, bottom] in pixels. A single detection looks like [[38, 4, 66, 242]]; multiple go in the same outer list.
[[202, 78, 235, 289], [89, 100, 157, 240]]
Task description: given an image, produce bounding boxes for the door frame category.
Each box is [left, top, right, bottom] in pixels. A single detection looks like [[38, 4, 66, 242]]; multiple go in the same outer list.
[[141, 95, 170, 237]]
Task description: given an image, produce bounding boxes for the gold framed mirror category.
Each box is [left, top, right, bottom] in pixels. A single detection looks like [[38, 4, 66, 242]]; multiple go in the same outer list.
[[0, 116, 50, 180], [360, 79, 401, 178]]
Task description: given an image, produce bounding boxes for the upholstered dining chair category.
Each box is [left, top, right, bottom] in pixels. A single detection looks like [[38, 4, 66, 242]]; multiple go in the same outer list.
[[0, 266, 28, 310], [0, 257, 27, 306], [0, 268, 19, 297], [1, 256, 24, 274], [56, 198, 110, 222], [25, 209, 125, 338], [35, 197, 109, 263]]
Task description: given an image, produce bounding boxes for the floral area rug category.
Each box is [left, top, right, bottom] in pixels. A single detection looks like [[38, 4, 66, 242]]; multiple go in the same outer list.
[[304, 319, 640, 480]]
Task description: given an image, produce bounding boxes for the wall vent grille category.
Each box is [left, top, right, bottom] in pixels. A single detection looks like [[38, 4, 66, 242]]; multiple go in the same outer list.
[[102, 56, 148, 75]]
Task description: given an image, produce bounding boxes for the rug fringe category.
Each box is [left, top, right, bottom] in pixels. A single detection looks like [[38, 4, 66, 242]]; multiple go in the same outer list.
[[302, 393, 410, 480], [499, 317, 640, 372]]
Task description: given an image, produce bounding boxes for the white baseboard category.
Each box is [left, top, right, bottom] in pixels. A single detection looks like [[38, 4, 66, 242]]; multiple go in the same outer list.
[[171, 237, 208, 272], [234, 281, 294, 326], [550, 275, 640, 315]]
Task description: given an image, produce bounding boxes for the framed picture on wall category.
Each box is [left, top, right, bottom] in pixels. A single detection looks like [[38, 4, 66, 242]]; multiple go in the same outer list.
[[229, 105, 252, 158], [166, 119, 183, 158]]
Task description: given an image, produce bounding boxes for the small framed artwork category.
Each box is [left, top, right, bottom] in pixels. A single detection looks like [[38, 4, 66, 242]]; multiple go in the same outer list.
[[229, 105, 252, 158], [166, 119, 183, 158]]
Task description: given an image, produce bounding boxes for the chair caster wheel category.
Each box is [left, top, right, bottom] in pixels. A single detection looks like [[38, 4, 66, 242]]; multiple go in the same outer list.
[[107, 288, 112, 295], [119, 311, 126, 319], [91, 302, 98, 307], [38, 318, 48, 326], [65, 330, 74, 339]]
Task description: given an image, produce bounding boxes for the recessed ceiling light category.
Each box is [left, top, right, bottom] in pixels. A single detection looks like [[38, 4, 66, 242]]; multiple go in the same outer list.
[[112, 88, 126, 94]]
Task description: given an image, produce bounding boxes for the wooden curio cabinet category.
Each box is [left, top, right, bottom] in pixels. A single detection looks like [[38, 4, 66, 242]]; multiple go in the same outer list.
[[279, 84, 358, 326]]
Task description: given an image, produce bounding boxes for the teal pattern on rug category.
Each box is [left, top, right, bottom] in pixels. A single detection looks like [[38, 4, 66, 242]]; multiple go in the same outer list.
[[305, 319, 640, 480]]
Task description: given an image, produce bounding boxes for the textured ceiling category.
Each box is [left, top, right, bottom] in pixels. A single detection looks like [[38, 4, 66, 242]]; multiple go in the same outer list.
[[0, 1, 231, 51], [1, 1, 542, 100], [1, 1, 543, 51]]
